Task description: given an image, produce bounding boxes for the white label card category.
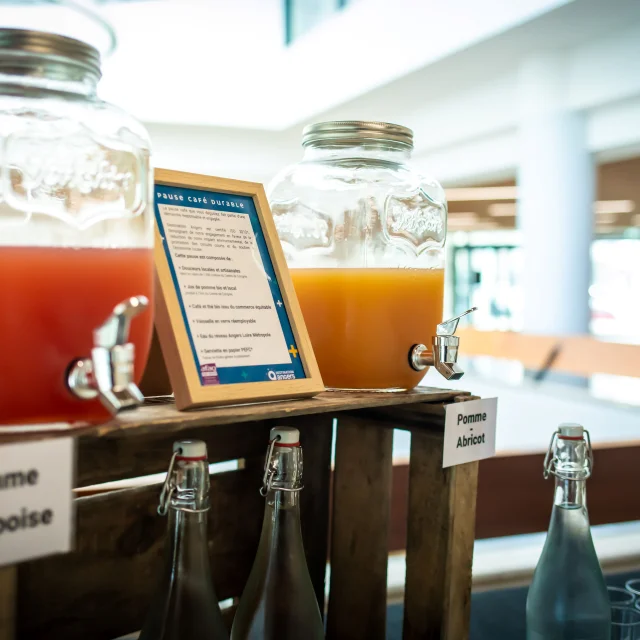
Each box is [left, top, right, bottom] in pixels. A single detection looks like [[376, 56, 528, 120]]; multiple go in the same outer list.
[[157, 203, 292, 369], [0, 438, 74, 566], [443, 397, 498, 468]]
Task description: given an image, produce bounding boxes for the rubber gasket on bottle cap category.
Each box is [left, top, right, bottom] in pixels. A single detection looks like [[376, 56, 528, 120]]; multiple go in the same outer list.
[[558, 423, 584, 440], [270, 426, 300, 446], [174, 439, 208, 460]]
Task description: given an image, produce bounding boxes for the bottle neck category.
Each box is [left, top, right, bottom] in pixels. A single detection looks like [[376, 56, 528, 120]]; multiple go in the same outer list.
[[260, 443, 304, 541], [548, 436, 590, 511], [263, 442, 303, 493], [163, 458, 212, 579], [302, 142, 411, 165], [265, 486, 301, 510], [165, 508, 211, 574], [553, 476, 587, 509]]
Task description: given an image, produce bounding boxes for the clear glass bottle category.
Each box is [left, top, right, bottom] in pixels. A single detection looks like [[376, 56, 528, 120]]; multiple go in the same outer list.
[[0, 28, 154, 426], [231, 427, 324, 640], [526, 424, 611, 640], [140, 440, 229, 640], [268, 121, 447, 392]]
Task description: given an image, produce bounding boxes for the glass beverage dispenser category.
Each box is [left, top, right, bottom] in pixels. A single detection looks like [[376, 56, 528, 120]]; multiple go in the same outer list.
[[0, 29, 154, 425], [269, 121, 470, 391]]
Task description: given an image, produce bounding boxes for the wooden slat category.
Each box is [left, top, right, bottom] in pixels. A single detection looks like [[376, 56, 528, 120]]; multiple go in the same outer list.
[[17, 463, 263, 640], [349, 394, 477, 432], [442, 460, 479, 640], [294, 416, 333, 614], [0, 568, 15, 640], [458, 328, 640, 378], [0, 388, 466, 445], [403, 430, 479, 640], [327, 416, 393, 640], [76, 420, 272, 487]]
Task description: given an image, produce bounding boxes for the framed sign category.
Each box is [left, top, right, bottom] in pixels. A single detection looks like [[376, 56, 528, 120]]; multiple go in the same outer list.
[[152, 169, 324, 410]]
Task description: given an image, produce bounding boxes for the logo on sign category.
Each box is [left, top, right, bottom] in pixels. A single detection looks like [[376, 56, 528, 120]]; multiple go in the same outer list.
[[267, 369, 295, 381], [200, 364, 220, 386]]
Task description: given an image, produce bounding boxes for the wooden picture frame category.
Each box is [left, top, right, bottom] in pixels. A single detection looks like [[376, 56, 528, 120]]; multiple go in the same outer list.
[[151, 168, 324, 410]]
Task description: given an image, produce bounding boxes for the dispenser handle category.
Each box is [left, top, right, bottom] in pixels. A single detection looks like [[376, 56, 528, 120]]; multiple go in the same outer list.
[[409, 307, 477, 379], [94, 296, 149, 348], [436, 307, 477, 336], [67, 296, 149, 414]]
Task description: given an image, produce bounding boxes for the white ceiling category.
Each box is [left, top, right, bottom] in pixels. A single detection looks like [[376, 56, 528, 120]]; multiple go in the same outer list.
[[5, 0, 638, 186], [0, 0, 589, 128]]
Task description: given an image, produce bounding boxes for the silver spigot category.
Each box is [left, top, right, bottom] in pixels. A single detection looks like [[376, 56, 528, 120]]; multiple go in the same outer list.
[[67, 296, 149, 414], [409, 307, 476, 380]]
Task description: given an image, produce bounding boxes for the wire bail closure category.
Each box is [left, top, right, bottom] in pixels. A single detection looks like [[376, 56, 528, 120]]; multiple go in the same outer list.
[[543, 429, 594, 481], [158, 450, 209, 515], [158, 450, 179, 516], [259, 435, 303, 496]]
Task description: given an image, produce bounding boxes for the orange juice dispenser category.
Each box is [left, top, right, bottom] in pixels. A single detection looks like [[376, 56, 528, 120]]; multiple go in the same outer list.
[[0, 30, 154, 426], [268, 121, 473, 391]]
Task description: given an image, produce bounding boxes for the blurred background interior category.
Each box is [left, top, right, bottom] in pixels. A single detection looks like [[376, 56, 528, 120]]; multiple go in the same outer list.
[[5, 0, 639, 637]]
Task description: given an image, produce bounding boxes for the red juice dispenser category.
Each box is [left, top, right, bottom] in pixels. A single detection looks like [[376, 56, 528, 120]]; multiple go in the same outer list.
[[0, 29, 154, 426]]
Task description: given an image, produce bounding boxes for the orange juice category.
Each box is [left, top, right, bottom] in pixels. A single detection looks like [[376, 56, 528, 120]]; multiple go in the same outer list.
[[291, 268, 444, 390]]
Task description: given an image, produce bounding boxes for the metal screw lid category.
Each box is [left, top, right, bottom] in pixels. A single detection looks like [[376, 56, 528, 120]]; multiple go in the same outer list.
[[302, 120, 414, 150], [0, 28, 101, 80]]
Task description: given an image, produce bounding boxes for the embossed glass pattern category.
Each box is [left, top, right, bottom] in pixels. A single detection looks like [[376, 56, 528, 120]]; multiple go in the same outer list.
[[268, 121, 447, 391], [0, 29, 154, 425]]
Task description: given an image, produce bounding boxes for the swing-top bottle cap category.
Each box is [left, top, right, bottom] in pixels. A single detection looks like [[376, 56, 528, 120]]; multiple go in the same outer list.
[[173, 440, 208, 460], [558, 423, 584, 439], [270, 426, 300, 446]]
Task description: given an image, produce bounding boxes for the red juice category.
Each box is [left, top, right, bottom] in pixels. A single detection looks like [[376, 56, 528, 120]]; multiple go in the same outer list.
[[0, 246, 154, 426]]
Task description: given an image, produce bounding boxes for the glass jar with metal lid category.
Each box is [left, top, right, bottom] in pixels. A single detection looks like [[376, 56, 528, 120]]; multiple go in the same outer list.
[[269, 120, 465, 391], [0, 29, 154, 425]]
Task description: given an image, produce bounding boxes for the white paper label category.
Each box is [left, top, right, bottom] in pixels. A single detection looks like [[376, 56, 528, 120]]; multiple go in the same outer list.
[[157, 203, 292, 369], [442, 397, 497, 468], [0, 438, 74, 566]]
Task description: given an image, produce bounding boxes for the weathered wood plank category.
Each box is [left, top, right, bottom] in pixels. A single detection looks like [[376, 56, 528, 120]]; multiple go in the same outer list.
[[0, 388, 464, 445], [76, 420, 272, 487], [0, 567, 15, 640], [403, 429, 479, 640], [294, 416, 333, 614], [350, 394, 477, 433], [327, 415, 393, 640], [17, 464, 263, 640], [442, 460, 479, 640]]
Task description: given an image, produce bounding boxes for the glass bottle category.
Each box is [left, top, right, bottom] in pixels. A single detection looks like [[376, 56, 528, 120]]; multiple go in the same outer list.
[[526, 424, 611, 640], [231, 427, 324, 640], [139, 440, 229, 640], [268, 121, 447, 392]]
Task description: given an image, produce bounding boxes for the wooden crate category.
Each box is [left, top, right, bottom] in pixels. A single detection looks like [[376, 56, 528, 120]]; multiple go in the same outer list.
[[0, 388, 479, 640]]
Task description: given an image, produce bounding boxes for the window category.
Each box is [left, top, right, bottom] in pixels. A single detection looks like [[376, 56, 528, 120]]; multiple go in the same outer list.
[[284, 0, 348, 44]]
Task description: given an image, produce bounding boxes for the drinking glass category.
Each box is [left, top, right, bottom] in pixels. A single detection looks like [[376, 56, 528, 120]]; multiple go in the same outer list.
[[611, 605, 640, 640], [610, 586, 637, 607], [627, 580, 640, 600]]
